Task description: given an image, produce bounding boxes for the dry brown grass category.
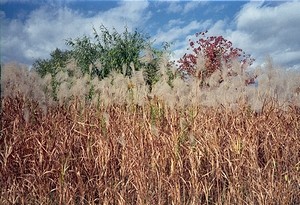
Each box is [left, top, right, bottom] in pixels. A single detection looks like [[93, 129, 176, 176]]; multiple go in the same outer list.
[[1, 94, 299, 204]]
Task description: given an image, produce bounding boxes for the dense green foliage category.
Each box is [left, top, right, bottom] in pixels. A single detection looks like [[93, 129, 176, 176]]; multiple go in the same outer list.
[[33, 48, 71, 78], [33, 25, 166, 89]]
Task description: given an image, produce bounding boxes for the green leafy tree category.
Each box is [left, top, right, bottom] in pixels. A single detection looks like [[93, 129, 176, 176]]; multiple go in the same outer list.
[[66, 35, 98, 76], [143, 42, 176, 91], [33, 25, 171, 100], [66, 25, 162, 81], [33, 48, 71, 78], [33, 49, 71, 100]]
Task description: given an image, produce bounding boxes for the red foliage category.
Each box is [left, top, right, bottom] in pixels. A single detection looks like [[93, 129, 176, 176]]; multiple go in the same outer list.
[[178, 31, 255, 84]]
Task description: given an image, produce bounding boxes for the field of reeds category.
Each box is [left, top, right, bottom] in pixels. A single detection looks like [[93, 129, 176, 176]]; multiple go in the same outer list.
[[1, 58, 300, 204]]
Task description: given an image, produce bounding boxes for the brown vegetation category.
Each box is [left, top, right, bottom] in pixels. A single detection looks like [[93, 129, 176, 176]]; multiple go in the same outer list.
[[1, 94, 299, 204], [1, 58, 300, 204]]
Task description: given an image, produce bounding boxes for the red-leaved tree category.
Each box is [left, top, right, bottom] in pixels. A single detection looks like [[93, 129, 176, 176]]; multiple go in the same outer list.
[[178, 31, 255, 85]]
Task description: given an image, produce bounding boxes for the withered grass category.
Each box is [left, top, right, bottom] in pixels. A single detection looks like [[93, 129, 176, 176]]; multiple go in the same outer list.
[[1, 95, 299, 204]]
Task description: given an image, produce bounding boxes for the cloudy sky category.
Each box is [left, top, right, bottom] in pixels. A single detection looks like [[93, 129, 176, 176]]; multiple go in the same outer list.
[[1, 0, 300, 70]]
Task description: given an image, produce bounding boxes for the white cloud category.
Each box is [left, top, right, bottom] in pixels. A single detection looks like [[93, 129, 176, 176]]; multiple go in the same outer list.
[[206, 19, 227, 36], [154, 20, 202, 45], [2, 7, 92, 64], [166, 1, 205, 14], [1, 1, 150, 65], [166, 18, 185, 29], [174, 1, 300, 69], [101, 0, 150, 31], [166, 2, 182, 13], [2, 0, 300, 71], [183, 1, 205, 14], [153, 19, 212, 63], [231, 1, 300, 68]]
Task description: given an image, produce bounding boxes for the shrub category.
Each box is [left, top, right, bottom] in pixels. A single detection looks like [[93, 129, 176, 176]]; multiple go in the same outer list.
[[32, 25, 171, 101], [66, 25, 164, 82], [33, 25, 169, 97], [177, 31, 255, 86], [32, 49, 72, 100], [33, 48, 71, 78], [66, 35, 99, 76]]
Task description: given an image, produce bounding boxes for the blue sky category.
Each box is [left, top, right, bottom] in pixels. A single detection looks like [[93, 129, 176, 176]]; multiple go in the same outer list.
[[1, 0, 300, 70]]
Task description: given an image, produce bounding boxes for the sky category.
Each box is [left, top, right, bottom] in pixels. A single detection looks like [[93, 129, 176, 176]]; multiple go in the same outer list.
[[1, 0, 300, 70]]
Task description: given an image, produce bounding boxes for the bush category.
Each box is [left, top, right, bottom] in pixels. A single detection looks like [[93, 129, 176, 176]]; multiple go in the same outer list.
[[66, 25, 163, 81], [177, 31, 255, 86], [33, 48, 71, 78], [33, 25, 169, 97], [32, 25, 172, 101]]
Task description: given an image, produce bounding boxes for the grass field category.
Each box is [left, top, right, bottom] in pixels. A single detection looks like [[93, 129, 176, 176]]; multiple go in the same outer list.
[[1, 61, 300, 204]]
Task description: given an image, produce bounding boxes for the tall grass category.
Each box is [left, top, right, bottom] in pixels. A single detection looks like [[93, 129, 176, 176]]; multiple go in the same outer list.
[[1, 58, 300, 204]]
